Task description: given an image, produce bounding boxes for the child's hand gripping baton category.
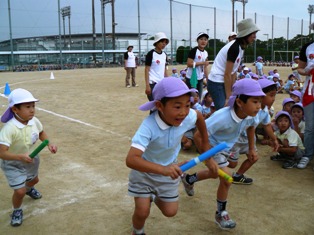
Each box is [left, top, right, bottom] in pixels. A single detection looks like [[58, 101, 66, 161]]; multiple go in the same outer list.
[[179, 142, 233, 183], [29, 140, 49, 158]]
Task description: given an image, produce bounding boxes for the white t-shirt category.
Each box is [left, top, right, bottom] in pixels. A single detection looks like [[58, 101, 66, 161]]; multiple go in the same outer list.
[[208, 40, 244, 83]]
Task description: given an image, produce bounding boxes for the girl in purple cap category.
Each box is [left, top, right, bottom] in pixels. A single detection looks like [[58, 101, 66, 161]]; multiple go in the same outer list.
[[126, 77, 218, 235], [181, 79, 265, 230]]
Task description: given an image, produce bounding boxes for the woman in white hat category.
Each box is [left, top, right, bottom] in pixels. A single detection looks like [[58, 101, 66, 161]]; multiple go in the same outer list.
[[207, 18, 259, 110], [144, 32, 169, 102]]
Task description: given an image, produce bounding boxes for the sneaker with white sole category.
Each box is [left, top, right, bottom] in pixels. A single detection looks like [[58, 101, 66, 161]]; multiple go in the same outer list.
[[181, 173, 194, 196], [297, 157, 310, 169], [232, 174, 253, 185], [11, 209, 23, 227], [215, 210, 236, 230], [26, 187, 42, 199]]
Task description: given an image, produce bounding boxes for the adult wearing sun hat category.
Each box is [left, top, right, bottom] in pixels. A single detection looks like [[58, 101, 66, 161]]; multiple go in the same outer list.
[[144, 32, 169, 102], [124, 45, 138, 88], [207, 18, 259, 111]]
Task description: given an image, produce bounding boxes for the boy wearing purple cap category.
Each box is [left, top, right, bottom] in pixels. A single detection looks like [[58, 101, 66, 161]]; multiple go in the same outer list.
[[126, 77, 218, 235], [182, 79, 265, 230], [268, 111, 305, 169], [0, 88, 57, 226], [229, 79, 279, 184], [290, 90, 302, 103]]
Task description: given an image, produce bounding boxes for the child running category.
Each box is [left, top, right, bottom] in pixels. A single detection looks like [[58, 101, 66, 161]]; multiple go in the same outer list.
[[230, 79, 279, 184], [181, 79, 265, 230], [126, 77, 218, 235], [0, 88, 57, 226]]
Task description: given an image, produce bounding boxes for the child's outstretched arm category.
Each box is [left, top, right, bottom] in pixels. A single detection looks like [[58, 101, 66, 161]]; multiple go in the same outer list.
[[126, 147, 182, 180], [194, 111, 218, 177], [0, 144, 32, 163], [39, 131, 57, 154]]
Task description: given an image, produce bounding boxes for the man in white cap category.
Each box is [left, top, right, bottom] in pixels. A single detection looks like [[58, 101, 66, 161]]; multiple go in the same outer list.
[[228, 32, 237, 42]]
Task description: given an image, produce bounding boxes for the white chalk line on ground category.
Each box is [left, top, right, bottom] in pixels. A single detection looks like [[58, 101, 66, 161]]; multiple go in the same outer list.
[[0, 78, 132, 220], [0, 161, 129, 219]]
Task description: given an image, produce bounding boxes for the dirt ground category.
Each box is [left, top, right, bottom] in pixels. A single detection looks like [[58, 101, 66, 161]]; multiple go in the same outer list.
[[0, 65, 313, 235]]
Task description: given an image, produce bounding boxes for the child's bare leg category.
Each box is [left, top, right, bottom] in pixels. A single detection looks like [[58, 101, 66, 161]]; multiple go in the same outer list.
[[132, 197, 151, 231], [217, 167, 231, 201], [25, 176, 39, 188], [235, 154, 258, 176], [12, 187, 26, 208], [155, 200, 178, 217]]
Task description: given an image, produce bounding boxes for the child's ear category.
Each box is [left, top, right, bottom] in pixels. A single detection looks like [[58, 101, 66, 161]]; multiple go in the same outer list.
[[155, 101, 163, 111], [11, 106, 18, 114], [235, 97, 243, 109]]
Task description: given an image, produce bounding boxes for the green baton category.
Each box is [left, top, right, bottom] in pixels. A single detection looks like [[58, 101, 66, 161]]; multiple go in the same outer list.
[[29, 139, 49, 158]]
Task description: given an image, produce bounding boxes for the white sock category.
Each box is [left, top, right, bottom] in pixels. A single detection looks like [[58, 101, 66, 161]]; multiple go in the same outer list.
[[133, 226, 144, 234]]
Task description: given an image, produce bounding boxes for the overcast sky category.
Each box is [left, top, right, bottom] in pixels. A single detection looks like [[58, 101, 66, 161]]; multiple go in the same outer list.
[[0, 0, 313, 42]]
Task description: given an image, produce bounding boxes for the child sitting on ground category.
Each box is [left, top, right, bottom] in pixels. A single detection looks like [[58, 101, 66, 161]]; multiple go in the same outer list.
[[171, 68, 179, 78], [269, 111, 305, 169], [201, 91, 213, 119], [291, 103, 305, 141], [290, 90, 302, 103]]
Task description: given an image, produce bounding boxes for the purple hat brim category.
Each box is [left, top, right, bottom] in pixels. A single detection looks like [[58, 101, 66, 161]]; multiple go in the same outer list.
[[1, 107, 13, 123]]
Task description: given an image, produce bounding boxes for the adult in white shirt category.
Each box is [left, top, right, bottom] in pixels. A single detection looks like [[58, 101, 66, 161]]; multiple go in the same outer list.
[[207, 18, 259, 110], [124, 45, 138, 88]]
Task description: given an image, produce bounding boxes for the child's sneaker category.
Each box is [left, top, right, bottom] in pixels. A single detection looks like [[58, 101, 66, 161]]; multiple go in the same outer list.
[[181, 173, 194, 196], [10, 209, 23, 227], [270, 153, 285, 161], [26, 187, 42, 199], [297, 157, 310, 169], [282, 160, 297, 169], [232, 174, 253, 185], [215, 211, 236, 230]]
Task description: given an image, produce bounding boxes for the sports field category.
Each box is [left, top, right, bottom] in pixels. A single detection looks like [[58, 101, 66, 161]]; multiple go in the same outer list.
[[0, 66, 313, 234]]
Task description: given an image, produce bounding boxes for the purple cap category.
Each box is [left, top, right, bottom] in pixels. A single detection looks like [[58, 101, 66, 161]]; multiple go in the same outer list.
[[282, 97, 295, 107], [294, 56, 299, 59], [268, 70, 274, 76], [139, 77, 196, 111], [257, 56, 263, 61], [228, 79, 266, 107], [290, 90, 302, 99], [251, 73, 259, 79], [260, 75, 268, 80], [275, 110, 294, 129], [180, 70, 186, 75], [291, 102, 304, 111], [273, 73, 279, 79], [258, 79, 275, 89]]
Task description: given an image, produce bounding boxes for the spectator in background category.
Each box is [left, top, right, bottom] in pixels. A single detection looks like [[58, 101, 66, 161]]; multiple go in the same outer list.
[[124, 45, 138, 88], [228, 32, 237, 42], [207, 18, 260, 110]]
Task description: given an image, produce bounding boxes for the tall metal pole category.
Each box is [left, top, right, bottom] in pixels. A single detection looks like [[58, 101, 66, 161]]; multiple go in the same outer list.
[[189, 4, 192, 48], [112, 0, 116, 63], [101, 0, 105, 65], [92, 0, 96, 63], [137, 0, 141, 65], [287, 17, 289, 62], [170, 0, 173, 64], [68, 9, 71, 50], [58, 0, 63, 69], [232, 0, 235, 31], [62, 15, 66, 48], [242, 0, 245, 19], [301, 19, 303, 47], [8, 0, 14, 70], [214, 7, 216, 58], [253, 13, 256, 62], [271, 15, 274, 61]]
